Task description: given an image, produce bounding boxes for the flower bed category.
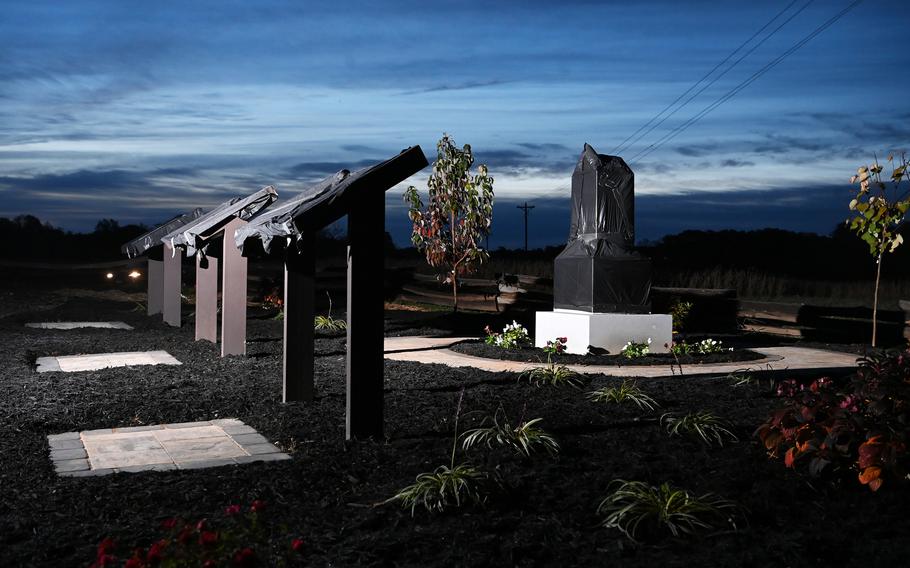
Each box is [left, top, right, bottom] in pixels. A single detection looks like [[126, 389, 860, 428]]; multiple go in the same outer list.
[[450, 339, 766, 366]]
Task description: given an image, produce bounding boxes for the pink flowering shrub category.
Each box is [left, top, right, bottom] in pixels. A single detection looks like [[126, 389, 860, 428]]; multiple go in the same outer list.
[[88, 501, 306, 567]]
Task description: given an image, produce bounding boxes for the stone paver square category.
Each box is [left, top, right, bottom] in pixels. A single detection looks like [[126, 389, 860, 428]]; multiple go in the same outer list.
[[26, 321, 133, 330], [162, 437, 246, 462], [48, 419, 291, 476], [36, 350, 181, 373], [154, 425, 224, 442], [82, 433, 162, 454], [90, 449, 173, 470]]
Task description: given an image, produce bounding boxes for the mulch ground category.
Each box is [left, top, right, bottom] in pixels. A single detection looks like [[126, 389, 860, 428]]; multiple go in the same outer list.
[[1, 288, 909, 567]]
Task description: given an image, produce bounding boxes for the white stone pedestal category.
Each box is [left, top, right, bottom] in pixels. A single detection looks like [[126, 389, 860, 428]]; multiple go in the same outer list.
[[535, 309, 672, 355]]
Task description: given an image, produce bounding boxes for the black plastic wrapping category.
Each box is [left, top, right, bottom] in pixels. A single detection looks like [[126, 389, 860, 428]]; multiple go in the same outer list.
[[235, 146, 428, 255], [553, 144, 651, 312], [161, 186, 278, 257], [121, 209, 204, 259]]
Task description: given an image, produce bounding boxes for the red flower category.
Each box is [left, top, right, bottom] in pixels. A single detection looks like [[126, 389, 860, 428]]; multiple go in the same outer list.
[[199, 530, 219, 547], [249, 500, 265, 513], [97, 537, 116, 558], [196, 518, 208, 531], [146, 540, 167, 565], [96, 554, 117, 567], [160, 518, 178, 530], [225, 504, 242, 516], [125, 554, 145, 568], [233, 547, 256, 567], [177, 526, 194, 545], [291, 538, 305, 554]]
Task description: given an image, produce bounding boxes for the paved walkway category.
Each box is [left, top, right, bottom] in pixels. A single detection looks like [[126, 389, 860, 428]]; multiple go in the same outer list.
[[48, 419, 289, 477], [383, 336, 859, 377]]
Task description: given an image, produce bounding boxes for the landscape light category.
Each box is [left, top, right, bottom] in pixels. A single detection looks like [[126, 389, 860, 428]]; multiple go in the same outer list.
[[105, 272, 114, 279], [128, 271, 141, 279]]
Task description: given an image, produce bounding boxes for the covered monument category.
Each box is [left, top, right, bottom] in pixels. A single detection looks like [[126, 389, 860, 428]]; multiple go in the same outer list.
[[554, 143, 651, 312], [537, 144, 670, 355]]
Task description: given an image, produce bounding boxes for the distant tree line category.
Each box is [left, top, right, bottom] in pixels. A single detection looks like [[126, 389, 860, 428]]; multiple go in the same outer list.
[[2, 215, 905, 281], [478, 225, 909, 281], [645, 226, 909, 280], [0, 215, 149, 261], [0, 215, 394, 262]]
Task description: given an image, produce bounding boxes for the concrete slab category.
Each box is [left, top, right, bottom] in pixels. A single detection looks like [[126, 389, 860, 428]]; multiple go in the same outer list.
[[36, 350, 181, 373], [26, 321, 134, 330], [383, 337, 860, 378], [48, 419, 291, 477]]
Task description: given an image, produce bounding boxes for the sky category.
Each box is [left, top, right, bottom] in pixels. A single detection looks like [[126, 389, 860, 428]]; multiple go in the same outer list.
[[0, 0, 908, 248]]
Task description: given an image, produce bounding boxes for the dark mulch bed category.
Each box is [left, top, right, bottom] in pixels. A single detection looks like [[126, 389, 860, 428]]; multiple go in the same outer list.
[[1, 287, 908, 567], [450, 339, 766, 366]]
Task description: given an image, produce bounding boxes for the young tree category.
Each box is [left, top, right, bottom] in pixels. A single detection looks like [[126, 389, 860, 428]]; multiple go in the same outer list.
[[848, 153, 910, 346], [404, 134, 494, 312]]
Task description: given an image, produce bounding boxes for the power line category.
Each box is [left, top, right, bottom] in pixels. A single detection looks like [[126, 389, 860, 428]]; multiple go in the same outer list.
[[517, 201, 535, 251], [611, 0, 804, 156], [630, 0, 863, 164]]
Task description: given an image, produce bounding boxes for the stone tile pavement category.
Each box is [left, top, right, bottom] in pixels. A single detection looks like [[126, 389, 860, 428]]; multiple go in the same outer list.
[[36, 350, 181, 373], [26, 321, 134, 330], [48, 419, 290, 477]]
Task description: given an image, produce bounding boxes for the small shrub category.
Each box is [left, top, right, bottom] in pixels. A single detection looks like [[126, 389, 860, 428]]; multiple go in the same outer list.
[[662, 411, 738, 447], [727, 371, 756, 387], [756, 349, 910, 491], [386, 388, 489, 514], [520, 363, 583, 388], [542, 336, 568, 357], [388, 464, 488, 515], [670, 300, 693, 332], [87, 500, 305, 567], [484, 320, 531, 349], [693, 338, 731, 354], [588, 380, 659, 411], [597, 479, 741, 543], [314, 292, 345, 332], [621, 339, 651, 358], [313, 315, 346, 332], [671, 338, 731, 356], [462, 413, 559, 458], [262, 287, 283, 310], [519, 336, 582, 387]]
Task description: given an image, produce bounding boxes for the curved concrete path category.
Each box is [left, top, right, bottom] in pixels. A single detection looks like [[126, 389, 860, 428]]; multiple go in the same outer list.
[[383, 336, 859, 377]]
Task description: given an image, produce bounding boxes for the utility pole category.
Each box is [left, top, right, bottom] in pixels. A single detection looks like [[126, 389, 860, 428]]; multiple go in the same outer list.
[[517, 202, 535, 251]]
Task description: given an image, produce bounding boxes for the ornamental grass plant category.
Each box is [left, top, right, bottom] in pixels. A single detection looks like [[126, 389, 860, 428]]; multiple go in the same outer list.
[[597, 480, 742, 543], [588, 380, 660, 411]]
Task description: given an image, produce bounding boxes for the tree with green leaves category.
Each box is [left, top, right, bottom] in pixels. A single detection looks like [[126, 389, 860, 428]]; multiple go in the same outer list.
[[847, 153, 909, 346], [404, 134, 494, 312]]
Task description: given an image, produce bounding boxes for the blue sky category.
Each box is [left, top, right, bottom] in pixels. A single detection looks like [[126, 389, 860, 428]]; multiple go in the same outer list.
[[0, 0, 908, 247]]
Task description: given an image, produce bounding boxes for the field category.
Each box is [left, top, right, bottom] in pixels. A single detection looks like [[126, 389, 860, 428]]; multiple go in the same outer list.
[[1, 265, 909, 567]]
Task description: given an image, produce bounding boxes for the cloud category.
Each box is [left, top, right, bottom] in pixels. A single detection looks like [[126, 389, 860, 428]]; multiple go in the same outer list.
[[400, 79, 509, 95], [719, 159, 754, 168], [0, 166, 246, 231], [752, 135, 832, 156], [674, 143, 718, 157], [285, 159, 383, 181], [515, 142, 570, 152], [339, 144, 386, 153]]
